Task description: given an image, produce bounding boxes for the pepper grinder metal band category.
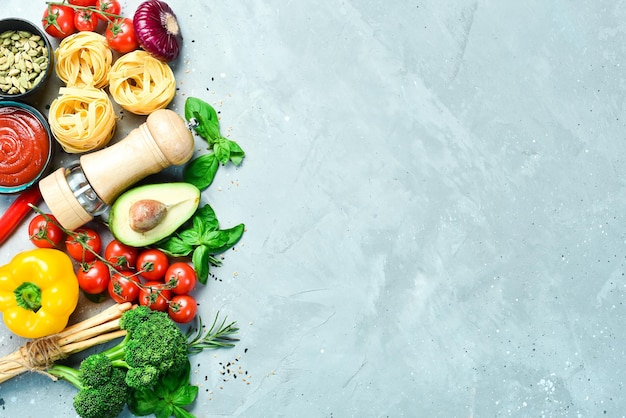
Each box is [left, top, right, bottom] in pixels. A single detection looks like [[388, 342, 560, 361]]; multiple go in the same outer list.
[[39, 109, 195, 230]]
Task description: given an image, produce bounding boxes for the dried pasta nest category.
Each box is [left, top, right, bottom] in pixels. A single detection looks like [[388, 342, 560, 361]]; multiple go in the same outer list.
[[54, 32, 112, 89], [108, 50, 176, 115], [49, 87, 116, 153]]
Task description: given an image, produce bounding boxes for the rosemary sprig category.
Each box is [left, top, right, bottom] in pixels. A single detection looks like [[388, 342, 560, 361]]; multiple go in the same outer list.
[[186, 311, 239, 354]]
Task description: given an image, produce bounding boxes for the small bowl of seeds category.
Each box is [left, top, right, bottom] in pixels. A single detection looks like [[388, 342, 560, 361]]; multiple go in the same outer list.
[[0, 18, 53, 100]]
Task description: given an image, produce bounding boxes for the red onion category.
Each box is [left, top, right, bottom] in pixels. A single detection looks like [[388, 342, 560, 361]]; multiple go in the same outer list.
[[133, 0, 183, 62]]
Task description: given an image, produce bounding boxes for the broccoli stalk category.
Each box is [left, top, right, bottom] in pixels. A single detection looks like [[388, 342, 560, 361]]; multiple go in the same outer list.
[[48, 353, 129, 418]]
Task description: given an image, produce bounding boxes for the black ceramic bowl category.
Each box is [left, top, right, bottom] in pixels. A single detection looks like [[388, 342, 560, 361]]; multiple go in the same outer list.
[[0, 18, 53, 100]]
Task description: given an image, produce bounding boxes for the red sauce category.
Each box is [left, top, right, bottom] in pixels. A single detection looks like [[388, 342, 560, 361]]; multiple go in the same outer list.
[[0, 106, 49, 188]]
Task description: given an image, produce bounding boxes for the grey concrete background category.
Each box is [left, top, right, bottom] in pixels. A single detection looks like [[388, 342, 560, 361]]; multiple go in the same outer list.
[[1, 0, 625, 417]]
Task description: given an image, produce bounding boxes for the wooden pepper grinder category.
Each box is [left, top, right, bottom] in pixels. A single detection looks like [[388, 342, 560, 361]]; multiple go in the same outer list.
[[39, 109, 195, 230]]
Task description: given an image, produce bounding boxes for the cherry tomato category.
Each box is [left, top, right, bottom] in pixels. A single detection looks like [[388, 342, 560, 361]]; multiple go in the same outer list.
[[164, 262, 197, 295], [74, 9, 98, 32], [42, 5, 76, 39], [28, 214, 65, 248], [105, 17, 139, 53], [139, 281, 171, 312], [69, 0, 97, 6], [77, 261, 110, 294], [168, 295, 197, 324], [108, 271, 141, 303], [105, 239, 139, 271], [65, 227, 102, 262], [136, 249, 169, 281], [95, 0, 121, 21]]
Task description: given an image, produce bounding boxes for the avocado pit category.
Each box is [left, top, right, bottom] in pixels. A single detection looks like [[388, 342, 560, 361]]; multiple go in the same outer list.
[[129, 199, 168, 232]]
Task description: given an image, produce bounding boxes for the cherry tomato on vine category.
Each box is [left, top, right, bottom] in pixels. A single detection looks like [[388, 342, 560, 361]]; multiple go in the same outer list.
[[74, 9, 98, 32], [105, 239, 138, 271], [136, 249, 169, 281], [28, 214, 65, 248], [164, 262, 197, 295], [65, 227, 102, 262], [139, 281, 171, 312], [42, 5, 76, 39], [105, 17, 139, 53], [168, 295, 197, 324], [77, 261, 110, 294], [69, 0, 97, 6], [108, 271, 141, 303], [95, 0, 121, 22]]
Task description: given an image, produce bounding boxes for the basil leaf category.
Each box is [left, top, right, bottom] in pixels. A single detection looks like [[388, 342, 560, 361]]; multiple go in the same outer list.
[[211, 223, 245, 254], [128, 388, 159, 416], [200, 230, 229, 249], [195, 204, 218, 232], [185, 97, 220, 142], [214, 137, 231, 164], [173, 405, 197, 418], [172, 384, 199, 407], [155, 237, 194, 257], [178, 228, 201, 246], [192, 245, 210, 285], [228, 140, 245, 165], [184, 153, 219, 191], [155, 402, 174, 418]]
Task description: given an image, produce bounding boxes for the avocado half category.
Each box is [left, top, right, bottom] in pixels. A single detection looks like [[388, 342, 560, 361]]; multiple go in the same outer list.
[[109, 182, 200, 247]]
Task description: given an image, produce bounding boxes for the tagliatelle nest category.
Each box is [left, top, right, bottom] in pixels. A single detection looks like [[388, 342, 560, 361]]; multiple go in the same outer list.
[[49, 87, 117, 153], [54, 32, 113, 89], [108, 50, 176, 115]]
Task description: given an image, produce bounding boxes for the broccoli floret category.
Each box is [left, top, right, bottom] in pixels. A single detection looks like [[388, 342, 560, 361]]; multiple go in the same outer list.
[[48, 355, 129, 418], [101, 306, 189, 389], [73, 368, 128, 418]]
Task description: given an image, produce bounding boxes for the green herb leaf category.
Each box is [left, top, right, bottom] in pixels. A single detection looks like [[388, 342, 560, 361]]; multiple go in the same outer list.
[[155, 401, 174, 418], [161, 360, 191, 393], [155, 236, 194, 257], [214, 137, 231, 164], [194, 204, 219, 232], [172, 384, 199, 407], [178, 228, 202, 247], [183, 153, 219, 191], [128, 387, 159, 416], [228, 140, 245, 165], [185, 97, 220, 142], [192, 245, 211, 285], [173, 405, 197, 418], [204, 223, 245, 254]]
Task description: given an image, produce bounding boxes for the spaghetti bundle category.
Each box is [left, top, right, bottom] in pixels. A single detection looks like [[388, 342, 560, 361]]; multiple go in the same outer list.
[[108, 50, 176, 115], [54, 32, 113, 89], [49, 87, 116, 153]]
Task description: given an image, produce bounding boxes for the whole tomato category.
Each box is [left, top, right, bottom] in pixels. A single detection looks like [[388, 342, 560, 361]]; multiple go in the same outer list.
[[42, 5, 76, 39], [66, 227, 102, 262], [28, 214, 65, 248], [69, 0, 97, 6], [168, 295, 197, 324], [105, 239, 139, 271], [108, 271, 141, 303], [77, 261, 111, 294], [136, 249, 169, 281], [164, 262, 197, 295], [74, 9, 98, 32], [105, 17, 139, 53], [139, 281, 171, 312], [95, 0, 121, 21]]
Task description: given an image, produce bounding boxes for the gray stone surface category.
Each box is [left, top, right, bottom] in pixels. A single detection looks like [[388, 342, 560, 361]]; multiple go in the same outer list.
[[1, 0, 625, 416]]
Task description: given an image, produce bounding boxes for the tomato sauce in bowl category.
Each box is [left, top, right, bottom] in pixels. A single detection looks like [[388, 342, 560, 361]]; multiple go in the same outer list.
[[0, 102, 52, 193]]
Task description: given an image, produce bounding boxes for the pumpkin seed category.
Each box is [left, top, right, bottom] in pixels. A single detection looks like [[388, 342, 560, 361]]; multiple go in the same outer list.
[[0, 29, 49, 94]]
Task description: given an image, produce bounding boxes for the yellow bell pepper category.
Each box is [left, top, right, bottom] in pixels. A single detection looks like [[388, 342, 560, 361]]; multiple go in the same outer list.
[[0, 248, 79, 338]]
